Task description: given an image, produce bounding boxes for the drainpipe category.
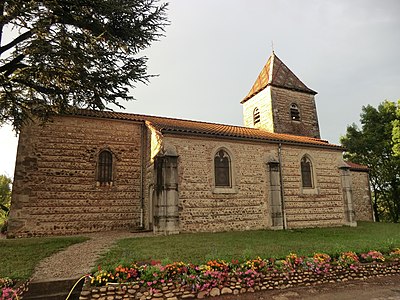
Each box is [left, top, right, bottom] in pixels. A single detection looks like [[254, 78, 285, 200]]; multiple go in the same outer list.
[[139, 123, 145, 229], [278, 143, 287, 229]]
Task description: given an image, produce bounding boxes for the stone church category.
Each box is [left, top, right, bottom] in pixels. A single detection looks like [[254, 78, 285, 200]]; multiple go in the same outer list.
[[8, 52, 373, 237]]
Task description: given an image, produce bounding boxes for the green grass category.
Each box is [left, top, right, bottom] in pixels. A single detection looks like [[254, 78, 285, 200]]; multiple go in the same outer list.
[[98, 222, 400, 270], [0, 236, 88, 280]]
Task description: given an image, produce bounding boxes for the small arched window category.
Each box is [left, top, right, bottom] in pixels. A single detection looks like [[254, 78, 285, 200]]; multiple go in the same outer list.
[[97, 150, 113, 185], [290, 103, 300, 121], [214, 149, 231, 187], [253, 108, 261, 125], [301, 156, 313, 188]]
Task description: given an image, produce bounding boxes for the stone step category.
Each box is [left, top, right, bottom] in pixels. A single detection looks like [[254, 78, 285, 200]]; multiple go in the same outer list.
[[22, 277, 84, 300]]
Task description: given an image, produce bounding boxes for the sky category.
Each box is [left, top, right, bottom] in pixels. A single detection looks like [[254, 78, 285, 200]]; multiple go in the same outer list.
[[1, 0, 400, 177]]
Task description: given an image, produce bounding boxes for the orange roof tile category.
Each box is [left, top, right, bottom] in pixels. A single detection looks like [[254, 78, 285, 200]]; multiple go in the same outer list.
[[345, 161, 369, 172], [67, 109, 342, 150], [241, 52, 317, 104]]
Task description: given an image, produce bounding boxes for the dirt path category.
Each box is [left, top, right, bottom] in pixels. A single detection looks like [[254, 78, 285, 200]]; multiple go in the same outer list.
[[31, 231, 153, 281], [218, 274, 400, 300]]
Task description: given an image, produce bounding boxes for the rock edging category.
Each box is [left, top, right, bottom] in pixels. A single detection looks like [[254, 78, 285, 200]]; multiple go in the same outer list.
[[79, 261, 400, 299]]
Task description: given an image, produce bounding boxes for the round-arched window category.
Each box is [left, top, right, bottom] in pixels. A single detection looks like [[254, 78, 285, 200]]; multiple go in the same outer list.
[[290, 103, 300, 121], [253, 107, 261, 125], [214, 149, 231, 187], [97, 150, 113, 184]]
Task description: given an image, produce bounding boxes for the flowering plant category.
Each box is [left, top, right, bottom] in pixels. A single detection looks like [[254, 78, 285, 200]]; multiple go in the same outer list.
[[90, 269, 116, 286], [242, 257, 269, 272], [389, 248, 400, 260], [337, 251, 359, 267], [0, 287, 19, 300], [0, 278, 13, 289], [114, 264, 140, 282], [302, 253, 332, 274], [313, 253, 331, 264], [360, 251, 385, 263], [88, 248, 400, 292]]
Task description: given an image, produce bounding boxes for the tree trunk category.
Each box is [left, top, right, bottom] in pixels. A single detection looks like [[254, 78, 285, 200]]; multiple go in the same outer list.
[[371, 184, 380, 222]]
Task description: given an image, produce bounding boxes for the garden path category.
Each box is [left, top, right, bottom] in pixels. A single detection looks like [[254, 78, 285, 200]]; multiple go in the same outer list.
[[31, 231, 153, 281]]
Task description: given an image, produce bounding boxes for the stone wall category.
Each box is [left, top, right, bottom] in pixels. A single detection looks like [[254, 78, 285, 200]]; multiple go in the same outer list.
[[8, 115, 146, 237], [242, 87, 274, 131], [8, 113, 359, 236], [271, 87, 320, 138], [163, 135, 346, 233], [164, 135, 272, 233], [280, 145, 346, 228], [350, 170, 373, 221]]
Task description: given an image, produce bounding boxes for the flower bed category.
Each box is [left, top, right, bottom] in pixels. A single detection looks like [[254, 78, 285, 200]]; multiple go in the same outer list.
[[0, 278, 27, 300], [79, 249, 400, 300]]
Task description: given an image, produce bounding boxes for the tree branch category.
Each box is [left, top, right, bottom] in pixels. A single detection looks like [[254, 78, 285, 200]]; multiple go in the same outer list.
[[0, 53, 25, 73], [0, 30, 33, 54], [12, 78, 62, 95]]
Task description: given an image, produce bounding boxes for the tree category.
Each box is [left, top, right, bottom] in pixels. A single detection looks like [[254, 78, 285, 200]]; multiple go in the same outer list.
[[0, 174, 12, 218], [0, 0, 168, 132], [340, 101, 400, 222], [393, 100, 400, 156]]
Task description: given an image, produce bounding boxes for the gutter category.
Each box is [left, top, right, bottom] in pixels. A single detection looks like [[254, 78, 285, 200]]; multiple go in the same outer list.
[[278, 143, 287, 229], [139, 123, 145, 229]]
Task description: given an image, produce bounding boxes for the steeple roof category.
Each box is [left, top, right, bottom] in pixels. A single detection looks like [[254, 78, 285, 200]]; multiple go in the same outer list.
[[241, 52, 317, 104]]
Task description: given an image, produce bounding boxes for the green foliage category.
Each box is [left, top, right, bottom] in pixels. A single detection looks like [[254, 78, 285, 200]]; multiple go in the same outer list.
[[340, 100, 400, 222], [0, 236, 88, 280], [0, 175, 12, 228], [0, 0, 168, 132], [97, 222, 400, 270], [393, 100, 400, 156]]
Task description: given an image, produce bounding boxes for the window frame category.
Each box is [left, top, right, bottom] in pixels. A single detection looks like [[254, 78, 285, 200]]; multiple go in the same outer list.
[[253, 107, 261, 126], [300, 154, 319, 195], [301, 156, 313, 188], [212, 147, 237, 194], [96, 149, 114, 187], [290, 103, 301, 121]]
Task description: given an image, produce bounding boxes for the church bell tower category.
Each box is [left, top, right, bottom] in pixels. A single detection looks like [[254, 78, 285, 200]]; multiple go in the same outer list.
[[241, 52, 320, 139]]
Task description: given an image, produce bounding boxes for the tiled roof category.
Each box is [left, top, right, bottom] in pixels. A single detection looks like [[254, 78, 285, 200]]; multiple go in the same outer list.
[[241, 52, 317, 104], [345, 161, 369, 172], [68, 109, 342, 150]]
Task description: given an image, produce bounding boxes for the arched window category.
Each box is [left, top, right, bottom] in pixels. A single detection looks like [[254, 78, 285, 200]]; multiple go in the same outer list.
[[290, 103, 300, 121], [97, 150, 113, 185], [301, 156, 313, 188], [253, 107, 261, 125], [214, 149, 231, 187]]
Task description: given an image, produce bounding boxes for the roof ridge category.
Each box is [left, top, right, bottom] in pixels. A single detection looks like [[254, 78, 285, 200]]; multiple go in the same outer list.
[[271, 53, 315, 92], [268, 52, 274, 84]]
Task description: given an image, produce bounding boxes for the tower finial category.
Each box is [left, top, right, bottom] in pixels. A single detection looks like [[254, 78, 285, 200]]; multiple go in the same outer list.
[[271, 40, 275, 54]]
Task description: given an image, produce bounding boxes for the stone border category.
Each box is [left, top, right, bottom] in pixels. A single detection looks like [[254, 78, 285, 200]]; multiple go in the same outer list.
[[79, 261, 400, 299]]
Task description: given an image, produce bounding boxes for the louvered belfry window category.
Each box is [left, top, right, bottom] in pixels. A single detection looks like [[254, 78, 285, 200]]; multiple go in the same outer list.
[[214, 149, 231, 187], [290, 103, 300, 121], [98, 150, 113, 184], [301, 156, 313, 188], [253, 107, 261, 125]]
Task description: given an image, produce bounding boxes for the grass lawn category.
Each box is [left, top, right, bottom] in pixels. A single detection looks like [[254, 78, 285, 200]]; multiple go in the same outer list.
[[0, 236, 88, 280], [98, 222, 400, 270]]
